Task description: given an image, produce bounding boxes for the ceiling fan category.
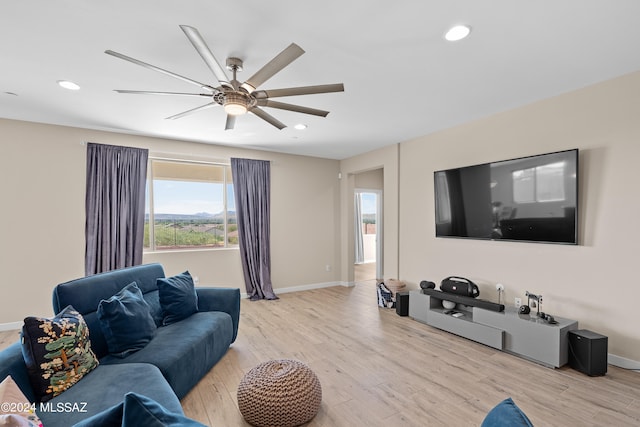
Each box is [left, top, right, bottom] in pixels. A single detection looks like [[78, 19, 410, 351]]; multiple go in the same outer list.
[[105, 25, 344, 130]]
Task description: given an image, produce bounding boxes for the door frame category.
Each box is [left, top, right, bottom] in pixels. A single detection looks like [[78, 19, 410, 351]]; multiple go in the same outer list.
[[354, 188, 383, 280]]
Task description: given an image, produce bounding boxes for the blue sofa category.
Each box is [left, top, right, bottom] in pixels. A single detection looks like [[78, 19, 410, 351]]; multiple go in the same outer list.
[[0, 263, 240, 426]]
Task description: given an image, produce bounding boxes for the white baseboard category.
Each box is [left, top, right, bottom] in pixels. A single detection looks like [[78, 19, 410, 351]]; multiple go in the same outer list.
[[609, 353, 640, 370], [241, 281, 350, 299], [0, 321, 22, 332]]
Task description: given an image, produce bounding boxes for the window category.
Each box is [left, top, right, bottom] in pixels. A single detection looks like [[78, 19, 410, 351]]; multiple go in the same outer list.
[[512, 161, 566, 203], [145, 159, 237, 251]]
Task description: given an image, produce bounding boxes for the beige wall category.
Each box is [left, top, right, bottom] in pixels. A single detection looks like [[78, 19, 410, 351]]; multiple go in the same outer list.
[[0, 119, 340, 323], [354, 168, 383, 190], [340, 145, 399, 283], [397, 70, 640, 362]]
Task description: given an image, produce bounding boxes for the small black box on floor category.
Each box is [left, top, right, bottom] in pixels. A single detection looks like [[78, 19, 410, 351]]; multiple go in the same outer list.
[[396, 291, 410, 316], [568, 329, 608, 376]]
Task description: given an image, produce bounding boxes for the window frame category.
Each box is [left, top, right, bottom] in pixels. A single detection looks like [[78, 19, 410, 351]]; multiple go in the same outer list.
[[145, 156, 237, 252]]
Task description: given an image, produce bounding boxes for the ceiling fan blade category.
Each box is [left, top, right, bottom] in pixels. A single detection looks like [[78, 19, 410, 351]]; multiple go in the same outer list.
[[105, 50, 214, 91], [114, 90, 214, 97], [166, 102, 218, 120], [253, 83, 344, 99], [249, 107, 286, 130], [225, 115, 236, 130], [241, 43, 305, 92], [179, 25, 232, 89], [258, 100, 329, 117]]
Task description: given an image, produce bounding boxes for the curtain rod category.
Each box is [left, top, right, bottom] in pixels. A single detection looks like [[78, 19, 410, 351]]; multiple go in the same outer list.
[[149, 156, 273, 165], [81, 142, 272, 166], [148, 155, 230, 166]]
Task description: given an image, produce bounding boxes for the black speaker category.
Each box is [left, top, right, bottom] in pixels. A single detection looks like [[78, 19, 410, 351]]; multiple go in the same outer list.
[[420, 280, 435, 290], [396, 291, 409, 316], [568, 329, 608, 376]]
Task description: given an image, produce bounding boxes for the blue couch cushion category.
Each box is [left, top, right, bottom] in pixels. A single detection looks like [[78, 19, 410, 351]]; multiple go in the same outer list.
[[101, 311, 233, 399], [36, 363, 181, 427], [72, 392, 207, 427], [481, 397, 533, 427], [157, 271, 198, 325], [21, 305, 99, 402], [97, 282, 157, 358], [52, 263, 166, 359]]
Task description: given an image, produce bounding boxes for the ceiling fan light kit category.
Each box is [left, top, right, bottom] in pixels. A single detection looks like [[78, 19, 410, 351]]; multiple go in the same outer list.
[[106, 25, 344, 130], [223, 92, 249, 116]]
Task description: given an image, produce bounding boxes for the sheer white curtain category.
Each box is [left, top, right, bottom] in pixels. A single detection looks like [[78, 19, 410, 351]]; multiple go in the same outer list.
[[354, 192, 364, 264]]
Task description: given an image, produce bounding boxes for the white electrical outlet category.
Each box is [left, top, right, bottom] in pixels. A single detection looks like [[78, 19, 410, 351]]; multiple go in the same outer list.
[[515, 297, 522, 308], [325, 265, 331, 272]]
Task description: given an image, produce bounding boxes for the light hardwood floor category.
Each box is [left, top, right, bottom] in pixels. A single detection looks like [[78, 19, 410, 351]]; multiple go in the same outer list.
[[180, 283, 640, 426], [354, 262, 377, 282], [2, 283, 640, 426]]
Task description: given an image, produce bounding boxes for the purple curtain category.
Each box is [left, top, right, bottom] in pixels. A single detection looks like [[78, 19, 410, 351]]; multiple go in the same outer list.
[[231, 158, 277, 300], [85, 143, 148, 275]]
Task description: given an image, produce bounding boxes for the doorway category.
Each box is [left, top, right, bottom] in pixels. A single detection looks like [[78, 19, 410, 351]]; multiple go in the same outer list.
[[354, 189, 382, 282]]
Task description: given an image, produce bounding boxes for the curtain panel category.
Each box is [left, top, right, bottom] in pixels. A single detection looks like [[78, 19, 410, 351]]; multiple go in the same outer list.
[[85, 143, 148, 275], [231, 158, 277, 300]]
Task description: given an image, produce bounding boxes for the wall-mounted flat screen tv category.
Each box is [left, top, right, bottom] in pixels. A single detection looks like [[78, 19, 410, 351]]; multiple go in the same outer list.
[[434, 149, 578, 244]]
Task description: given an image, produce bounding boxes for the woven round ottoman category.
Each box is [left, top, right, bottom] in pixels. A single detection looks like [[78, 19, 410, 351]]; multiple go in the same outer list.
[[237, 359, 322, 427]]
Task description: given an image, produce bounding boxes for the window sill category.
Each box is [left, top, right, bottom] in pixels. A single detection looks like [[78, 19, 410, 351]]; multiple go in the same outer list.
[[143, 246, 239, 255]]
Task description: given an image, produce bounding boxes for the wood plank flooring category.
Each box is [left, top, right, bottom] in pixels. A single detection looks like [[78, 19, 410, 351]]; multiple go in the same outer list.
[[2, 283, 639, 426], [354, 262, 377, 282], [0, 328, 20, 351], [181, 283, 640, 426]]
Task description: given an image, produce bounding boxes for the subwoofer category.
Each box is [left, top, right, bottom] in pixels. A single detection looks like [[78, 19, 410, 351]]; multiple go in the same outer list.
[[396, 291, 409, 316], [568, 329, 608, 376]]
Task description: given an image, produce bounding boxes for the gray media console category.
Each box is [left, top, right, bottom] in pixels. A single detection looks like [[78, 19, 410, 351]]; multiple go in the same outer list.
[[409, 290, 578, 368]]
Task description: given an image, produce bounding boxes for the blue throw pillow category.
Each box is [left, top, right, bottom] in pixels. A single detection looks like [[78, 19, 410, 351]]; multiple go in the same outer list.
[[97, 282, 157, 358], [72, 392, 207, 427], [156, 271, 198, 325], [21, 305, 99, 402], [481, 397, 533, 427]]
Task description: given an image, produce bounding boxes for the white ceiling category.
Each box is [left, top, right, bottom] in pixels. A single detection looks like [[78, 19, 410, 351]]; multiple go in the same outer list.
[[2, 1, 640, 160]]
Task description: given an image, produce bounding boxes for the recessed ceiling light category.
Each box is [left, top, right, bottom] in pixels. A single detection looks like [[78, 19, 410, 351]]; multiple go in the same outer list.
[[57, 80, 80, 90], [294, 124, 307, 130], [445, 25, 471, 42]]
